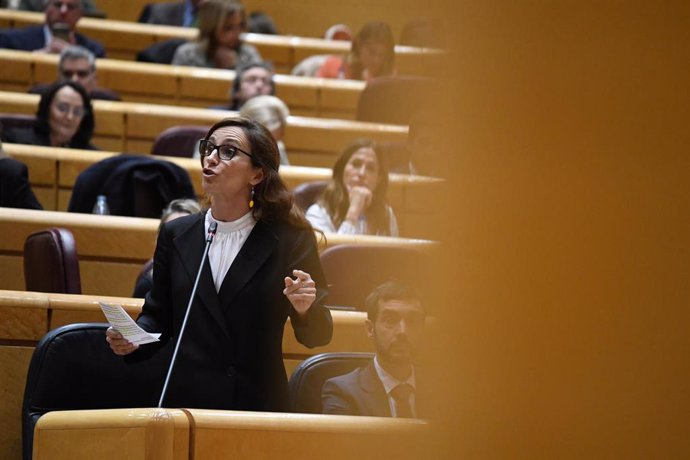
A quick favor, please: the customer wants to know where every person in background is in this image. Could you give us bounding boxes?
[214,62,275,111]
[390,110,438,176]
[322,280,427,417]
[290,24,352,77]
[247,11,278,35]
[106,117,332,412]
[316,21,395,81]
[0,0,105,57]
[2,81,97,150]
[239,95,289,165]
[132,198,202,298]
[29,45,121,101]
[0,138,43,209]
[138,0,208,27]
[172,0,262,70]
[306,138,398,236]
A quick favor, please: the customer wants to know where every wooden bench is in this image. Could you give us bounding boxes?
[0,49,364,119]
[3,143,444,238]
[0,289,377,460]
[0,90,408,167]
[0,208,438,297]
[31,408,428,460]
[0,9,444,75]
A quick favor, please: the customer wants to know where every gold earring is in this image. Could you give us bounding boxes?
[249,185,254,208]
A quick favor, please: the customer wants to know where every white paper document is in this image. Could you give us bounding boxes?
[99,302,161,345]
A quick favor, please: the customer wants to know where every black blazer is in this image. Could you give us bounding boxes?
[135,213,333,412]
[0,157,43,209]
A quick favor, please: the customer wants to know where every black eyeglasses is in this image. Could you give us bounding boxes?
[50,1,79,10]
[198,139,253,161]
[61,69,92,78]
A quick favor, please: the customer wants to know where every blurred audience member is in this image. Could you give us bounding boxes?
[291,23,353,77]
[322,280,427,417]
[391,110,438,176]
[29,45,121,101]
[306,139,398,236]
[248,11,278,35]
[214,62,275,111]
[172,0,262,70]
[132,198,202,298]
[0,139,43,209]
[2,81,97,150]
[324,23,353,41]
[138,0,208,27]
[317,21,395,81]
[240,95,289,165]
[0,0,105,57]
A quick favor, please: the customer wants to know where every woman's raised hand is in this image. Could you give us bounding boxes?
[345,185,372,223]
[283,269,317,316]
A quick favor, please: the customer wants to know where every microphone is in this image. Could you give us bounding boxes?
[157,220,218,407]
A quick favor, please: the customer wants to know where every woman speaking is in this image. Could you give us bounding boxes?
[107,117,332,412]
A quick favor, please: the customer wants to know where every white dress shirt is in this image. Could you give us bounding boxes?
[205,210,256,293]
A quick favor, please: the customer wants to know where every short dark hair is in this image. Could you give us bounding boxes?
[35,80,94,149]
[365,280,423,321]
[230,61,275,109]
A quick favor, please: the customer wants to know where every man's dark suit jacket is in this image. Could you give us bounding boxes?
[140,1,186,26]
[134,213,333,412]
[0,25,105,57]
[322,361,393,416]
[0,157,43,209]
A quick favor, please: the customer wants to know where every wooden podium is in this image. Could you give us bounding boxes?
[33,408,429,460]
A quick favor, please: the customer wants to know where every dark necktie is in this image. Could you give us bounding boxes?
[390,383,414,418]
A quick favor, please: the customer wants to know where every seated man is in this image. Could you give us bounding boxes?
[138,0,207,27]
[0,0,105,57]
[213,62,275,111]
[322,280,427,417]
[29,45,120,100]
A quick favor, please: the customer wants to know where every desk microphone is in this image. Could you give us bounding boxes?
[157,221,218,408]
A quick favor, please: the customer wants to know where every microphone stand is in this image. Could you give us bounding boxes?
[158,221,218,408]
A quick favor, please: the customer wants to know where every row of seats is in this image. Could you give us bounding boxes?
[3,143,442,237]
[23,226,431,310]
[22,323,386,459]
[0,90,407,166]
[0,9,444,74]
[0,49,364,119]
[0,207,437,297]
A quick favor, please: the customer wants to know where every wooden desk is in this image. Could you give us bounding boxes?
[0,91,407,167]
[0,9,444,75]
[31,408,428,460]
[0,49,364,119]
[0,289,376,460]
[0,208,438,296]
[3,143,444,238]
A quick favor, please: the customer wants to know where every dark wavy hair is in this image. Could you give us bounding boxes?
[317,138,392,235]
[35,80,94,149]
[202,117,312,230]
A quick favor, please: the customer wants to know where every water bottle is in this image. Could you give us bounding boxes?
[92,195,110,215]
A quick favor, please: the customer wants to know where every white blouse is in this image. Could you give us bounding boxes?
[305,203,399,237]
[204,210,257,292]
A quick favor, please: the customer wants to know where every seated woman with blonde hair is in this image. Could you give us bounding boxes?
[306,139,398,236]
[172,0,261,70]
[239,95,290,165]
